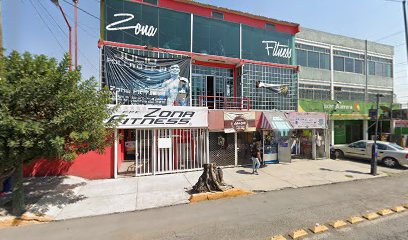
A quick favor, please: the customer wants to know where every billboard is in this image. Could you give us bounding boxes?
[104,46,191,106]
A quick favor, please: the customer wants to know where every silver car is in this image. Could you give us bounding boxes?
[333,140,408,168]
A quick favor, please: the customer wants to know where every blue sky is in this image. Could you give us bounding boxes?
[4,0,408,102]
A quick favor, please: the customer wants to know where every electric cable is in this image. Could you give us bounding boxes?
[28,0,66,52]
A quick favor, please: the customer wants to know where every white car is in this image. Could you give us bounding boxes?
[333,140,408,168]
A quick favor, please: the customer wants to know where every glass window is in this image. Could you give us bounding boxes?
[212,11,224,19]
[242,25,293,64]
[377,144,388,151]
[158,8,191,51]
[265,23,276,31]
[308,51,319,68]
[368,61,375,75]
[334,56,344,71]
[143,0,157,5]
[384,64,392,77]
[345,57,354,73]
[354,141,367,149]
[193,15,240,58]
[297,49,307,66]
[320,53,330,69]
[354,59,364,74]
[375,62,383,76]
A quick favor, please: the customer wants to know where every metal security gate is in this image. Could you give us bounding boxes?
[134,128,208,176]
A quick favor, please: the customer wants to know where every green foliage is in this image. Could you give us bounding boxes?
[0,51,116,169]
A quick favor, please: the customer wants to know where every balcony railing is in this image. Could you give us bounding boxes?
[197,96,250,110]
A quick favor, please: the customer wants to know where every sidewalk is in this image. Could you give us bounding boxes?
[0,159,406,222]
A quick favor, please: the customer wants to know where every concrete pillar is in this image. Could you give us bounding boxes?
[363,120,369,140]
[312,129,317,160]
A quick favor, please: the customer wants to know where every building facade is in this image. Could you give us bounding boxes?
[296,27,394,144]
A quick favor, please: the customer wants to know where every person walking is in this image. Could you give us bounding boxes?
[251,144,261,174]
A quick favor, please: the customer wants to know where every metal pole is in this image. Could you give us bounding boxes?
[403,0,408,62]
[74,0,79,69]
[371,94,381,175]
[57,5,72,71]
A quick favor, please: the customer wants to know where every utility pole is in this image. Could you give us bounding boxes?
[74,0,79,69]
[403,1,408,61]
[0,0,3,52]
[371,93,383,176]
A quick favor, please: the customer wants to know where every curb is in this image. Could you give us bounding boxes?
[0,212,54,229]
[189,188,253,203]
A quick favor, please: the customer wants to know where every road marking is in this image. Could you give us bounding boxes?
[391,206,405,212]
[310,224,329,234]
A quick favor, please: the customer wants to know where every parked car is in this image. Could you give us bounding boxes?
[333,140,408,168]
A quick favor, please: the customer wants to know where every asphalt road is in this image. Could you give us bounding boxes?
[1,171,408,240]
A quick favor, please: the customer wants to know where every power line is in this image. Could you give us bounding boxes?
[28,0,65,52]
[375,30,404,42]
[38,0,67,37]
[61,0,99,20]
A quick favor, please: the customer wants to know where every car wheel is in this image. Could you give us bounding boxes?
[382,157,399,168]
[334,150,344,159]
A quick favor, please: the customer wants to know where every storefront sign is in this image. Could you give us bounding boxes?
[299,99,397,120]
[262,41,292,59]
[287,112,326,129]
[106,13,157,37]
[104,46,191,106]
[224,112,256,133]
[106,105,208,129]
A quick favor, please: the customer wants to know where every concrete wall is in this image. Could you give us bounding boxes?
[299,67,331,83]
[297,27,393,56]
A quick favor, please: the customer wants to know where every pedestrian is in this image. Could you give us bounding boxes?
[251,144,261,174]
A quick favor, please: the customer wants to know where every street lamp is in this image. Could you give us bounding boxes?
[371,93,384,175]
[50,0,74,71]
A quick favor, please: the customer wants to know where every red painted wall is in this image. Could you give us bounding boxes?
[24,146,114,179]
[117,130,125,170]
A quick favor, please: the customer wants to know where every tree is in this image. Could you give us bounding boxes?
[0,51,116,215]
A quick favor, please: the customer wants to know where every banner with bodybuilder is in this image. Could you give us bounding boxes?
[103,45,191,106]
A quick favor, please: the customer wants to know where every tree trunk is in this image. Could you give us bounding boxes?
[192,163,231,193]
[12,160,25,216]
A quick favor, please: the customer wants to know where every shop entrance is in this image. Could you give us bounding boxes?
[120,129,208,176]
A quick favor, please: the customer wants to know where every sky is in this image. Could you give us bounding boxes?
[3,0,408,103]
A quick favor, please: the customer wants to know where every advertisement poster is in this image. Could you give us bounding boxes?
[104,46,191,106]
[287,112,326,129]
[223,112,256,133]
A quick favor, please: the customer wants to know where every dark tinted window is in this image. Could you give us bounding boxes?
[297,49,307,66]
[345,58,354,72]
[320,53,330,69]
[354,59,364,74]
[193,15,240,58]
[159,8,191,51]
[354,141,367,149]
[242,25,293,64]
[212,11,224,19]
[377,144,388,150]
[308,51,319,68]
[334,56,344,71]
[143,0,157,5]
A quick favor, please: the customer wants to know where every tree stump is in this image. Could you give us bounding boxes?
[192,163,231,193]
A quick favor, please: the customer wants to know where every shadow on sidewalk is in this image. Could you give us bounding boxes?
[319,167,369,175]
[0,176,86,216]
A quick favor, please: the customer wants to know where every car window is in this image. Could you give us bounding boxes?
[354,141,366,149]
[376,144,387,150]
[388,143,404,151]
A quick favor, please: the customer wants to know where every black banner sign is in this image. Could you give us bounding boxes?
[103,46,191,106]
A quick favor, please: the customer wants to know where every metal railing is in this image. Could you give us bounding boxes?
[197,96,250,110]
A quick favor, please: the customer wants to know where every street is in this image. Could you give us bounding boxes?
[1,170,408,240]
